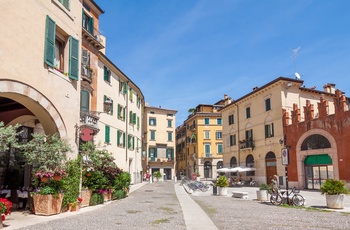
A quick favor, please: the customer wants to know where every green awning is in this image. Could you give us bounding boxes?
[304,154,332,165]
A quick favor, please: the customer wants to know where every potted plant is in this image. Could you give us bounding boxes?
[0,198,12,227]
[22,133,71,215]
[153,171,162,182]
[196,172,201,181]
[256,183,270,201]
[320,178,349,209]
[215,176,229,196]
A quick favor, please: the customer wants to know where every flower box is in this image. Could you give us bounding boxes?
[32,193,64,216]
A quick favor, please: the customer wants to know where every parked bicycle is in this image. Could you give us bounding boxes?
[270,186,305,206]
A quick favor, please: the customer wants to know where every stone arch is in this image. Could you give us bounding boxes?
[0,79,67,138]
[295,129,338,188]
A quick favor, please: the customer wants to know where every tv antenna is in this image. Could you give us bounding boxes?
[292,47,301,79]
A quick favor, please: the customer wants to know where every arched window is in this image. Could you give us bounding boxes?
[265,151,276,159]
[230,157,237,167]
[217,161,223,169]
[246,154,255,176]
[301,134,331,150]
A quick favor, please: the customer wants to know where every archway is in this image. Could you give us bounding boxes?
[265,151,277,184]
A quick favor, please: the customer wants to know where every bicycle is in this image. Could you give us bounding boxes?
[270,186,305,206]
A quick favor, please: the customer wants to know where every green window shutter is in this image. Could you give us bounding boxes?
[154,148,158,158]
[132,136,135,149]
[137,116,140,129]
[123,82,127,94]
[110,100,114,115]
[117,130,120,146]
[88,16,94,35]
[69,36,79,80]
[117,104,121,118]
[60,0,70,10]
[44,16,56,67]
[105,125,110,143]
[133,113,136,124]
[128,135,131,148]
[80,90,90,111]
[123,133,126,147]
[129,111,133,123]
[218,144,223,153]
[104,66,108,81]
[123,107,126,121]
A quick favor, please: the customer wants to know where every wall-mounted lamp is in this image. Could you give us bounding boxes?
[279,138,285,146]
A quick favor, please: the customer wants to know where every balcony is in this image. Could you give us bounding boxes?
[239,139,254,150]
[82,27,104,50]
[81,64,93,83]
[80,111,100,133]
[204,154,214,158]
[189,124,196,130]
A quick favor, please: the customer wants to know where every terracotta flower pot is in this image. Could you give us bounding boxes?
[41,176,50,183]
[53,175,62,181]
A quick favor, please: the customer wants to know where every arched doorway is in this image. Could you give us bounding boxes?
[265,151,277,184]
[204,161,212,178]
[246,154,255,177]
[302,134,333,189]
[230,157,238,177]
[217,161,223,169]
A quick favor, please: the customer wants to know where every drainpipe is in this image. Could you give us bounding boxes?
[237,103,240,166]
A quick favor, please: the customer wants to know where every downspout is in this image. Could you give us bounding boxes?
[237,103,240,166]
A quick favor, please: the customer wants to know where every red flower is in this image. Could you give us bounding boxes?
[78,197,83,203]
[0,198,12,215]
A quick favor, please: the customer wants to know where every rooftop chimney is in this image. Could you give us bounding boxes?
[323,83,336,94]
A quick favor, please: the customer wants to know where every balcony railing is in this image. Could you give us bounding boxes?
[80,111,100,131]
[81,64,93,82]
[239,139,254,149]
[204,154,214,158]
[82,27,104,50]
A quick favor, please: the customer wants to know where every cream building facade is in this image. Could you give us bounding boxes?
[94,52,144,184]
[143,105,177,181]
[221,77,337,186]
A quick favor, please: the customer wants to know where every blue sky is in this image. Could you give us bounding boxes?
[95,0,350,126]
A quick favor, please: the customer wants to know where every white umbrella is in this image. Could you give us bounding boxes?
[230,166,256,172]
[217,167,232,173]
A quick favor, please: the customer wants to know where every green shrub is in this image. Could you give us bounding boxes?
[112,189,126,200]
[320,179,349,195]
[90,193,104,206]
[215,176,229,187]
[114,171,131,191]
[61,158,81,207]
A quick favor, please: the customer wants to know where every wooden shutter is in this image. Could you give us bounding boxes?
[88,16,94,35]
[117,130,120,146]
[80,90,90,111]
[105,125,110,143]
[44,16,56,67]
[123,133,126,147]
[104,66,108,81]
[69,36,79,80]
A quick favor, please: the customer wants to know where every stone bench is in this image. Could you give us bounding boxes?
[232,191,249,199]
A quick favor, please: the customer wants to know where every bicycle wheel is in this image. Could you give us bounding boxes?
[270,192,282,205]
[292,194,304,206]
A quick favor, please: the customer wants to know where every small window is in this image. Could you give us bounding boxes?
[246,107,251,119]
[230,134,236,146]
[265,123,274,138]
[265,98,271,111]
[217,144,223,154]
[228,114,234,125]
[216,131,222,140]
[167,120,172,128]
[217,118,222,125]
[204,131,210,139]
[149,118,156,126]
[105,125,110,143]
[104,66,111,83]
[82,12,94,35]
[58,0,70,10]
[204,144,211,154]
[204,118,210,125]
[150,131,155,140]
[168,131,173,142]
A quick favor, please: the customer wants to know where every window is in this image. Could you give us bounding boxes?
[44,15,79,80]
[58,0,70,10]
[265,123,274,138]
[117,130,125,147]
[128,134,134,149]
[137,116,140,129]
[149,118,156,126]
[216,131,222,140]
[246,107,251,119]
[82,11,94,35]
[230,134,236,146]
[204,144,211,155]
[167,120,172,128]
[80,90,90,112]
[166,148,174,160]
[265,98,271,111]
[117,104,125,120]
[150,131,155,140]
[129,88,133,101]
[168,132,173,142]
[217,118,222,125]
[103,66,111,83]
[217,144,223,154]
[103,95,113,114]
[246,154,255,176]
[204,118,210,125]
[228,114,234,125]
[105,125,110,143]
[204,131,210,139]
[81,49,92,78]
[149,147,157,161]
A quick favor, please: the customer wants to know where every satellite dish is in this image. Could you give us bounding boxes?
[295,72,301,79]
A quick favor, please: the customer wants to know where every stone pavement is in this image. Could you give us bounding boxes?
[2,182,350,229]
